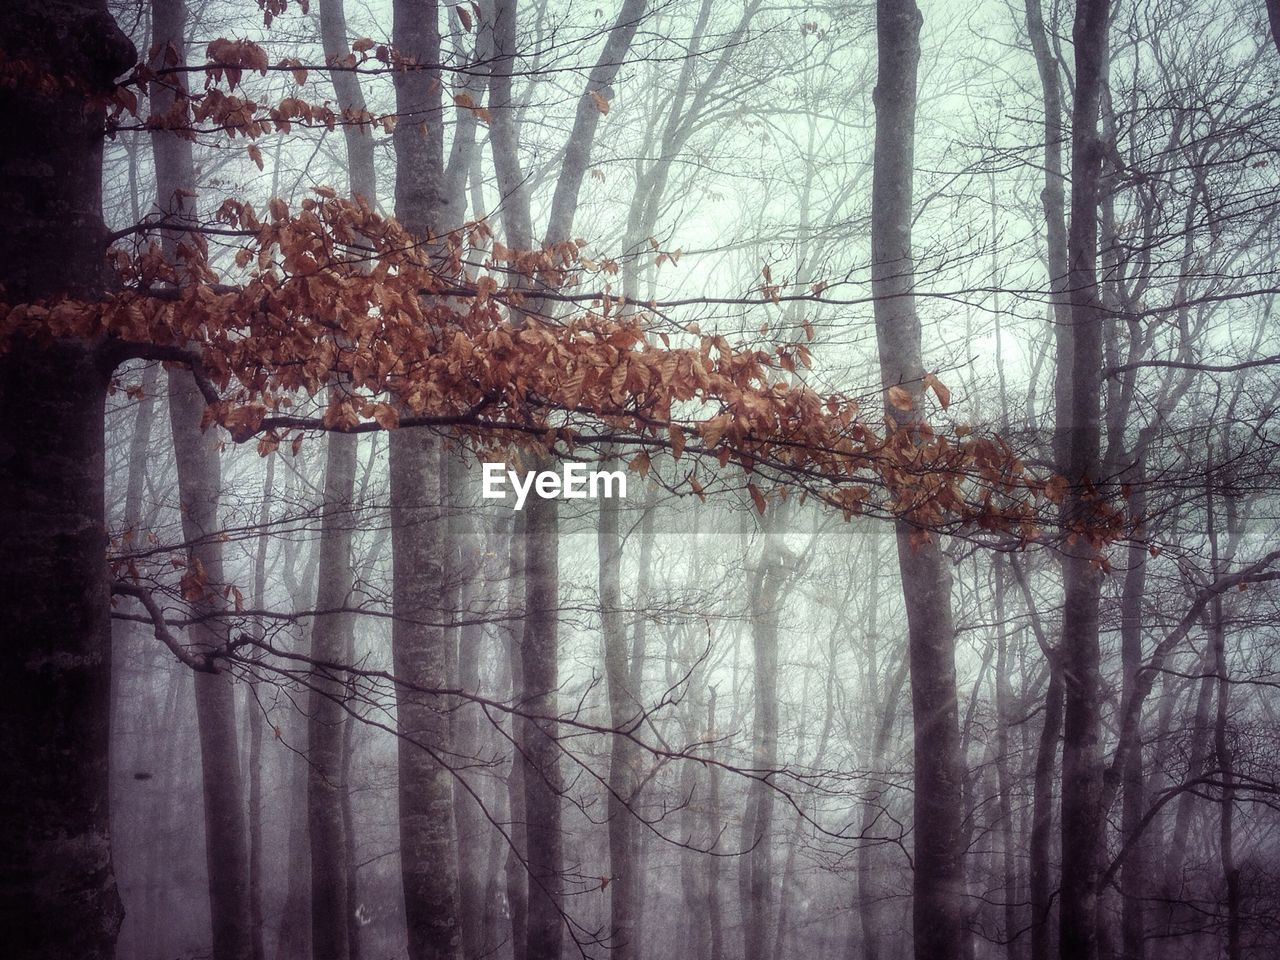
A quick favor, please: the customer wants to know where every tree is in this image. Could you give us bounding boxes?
[1056,4,1111,959]
[150,3,255,956]
[0,3,134,956]
[387,4,466,960]
[869,2,966,958]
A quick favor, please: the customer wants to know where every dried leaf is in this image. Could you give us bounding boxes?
[887,384,913,411]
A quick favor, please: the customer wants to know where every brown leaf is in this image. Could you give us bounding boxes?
[669,424,685,460]
[887,384,913,411]
[923,372,951,410]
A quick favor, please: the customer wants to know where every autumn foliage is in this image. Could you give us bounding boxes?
[0,23,1106,547]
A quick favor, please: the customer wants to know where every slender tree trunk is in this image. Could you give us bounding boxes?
[855,534,887,960]
[449,453,489,960]
[488,6,650,958]
[1118,486,1148,960]
[504,515,530,960]
[1029,665,1063,960]
[311,6,375,955]
[278,745,315,958]
[150,2,255,955]
[743,541,786,960]
[869,3,965,959]
[1056,5,1110,960]
[248,454,275,960]
[992,558,1022,960]
[707,689,726,960]
[340,693,363,960]
[277,518,317,960]
[169,371,256,960]
[1207,492,1241,960]
[1021,0,1073,471]
[123,364,161,543]
[317,0,376,204]
[598,485,641,960]
[1164,645,1215,897]
[389,423,464,960]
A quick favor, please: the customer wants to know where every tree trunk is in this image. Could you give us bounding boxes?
[317,0,376,205]
[598,484,641,960]
[448,453,489,960]
[307,431,359,960]
[519,493,565,960]
[707,689,726,960]
[1020,0,1073,471]
[992,558,1022,960]
[340,692,363,960]
[504,515,530,960]
[310,5,376,954]
[248,453,275,960]
[150,2,255,955]
[389,3,466,959]
[1056,4,1111,960]
[743,540,786,960]
[0,3,132,956]
[869,3,966,959]
[389,423,465,960]
[1207,491,1240,960]
[1118,486,1149,960]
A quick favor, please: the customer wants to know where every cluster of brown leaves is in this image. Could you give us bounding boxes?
[108,36,402,143]
[0,185,1084,542]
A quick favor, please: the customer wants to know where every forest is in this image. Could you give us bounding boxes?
[2,1,1280,959]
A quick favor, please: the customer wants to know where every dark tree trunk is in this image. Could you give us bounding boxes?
[1118,486,1149,960]
[307,431,359,960]
[0,340,119,959]
[0,3,133,955]
[519,493,565,960]
[869,3,966,959]
[1029,665,1063,960]
[1056,4,1111,960]
[1206,490,1241,960]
